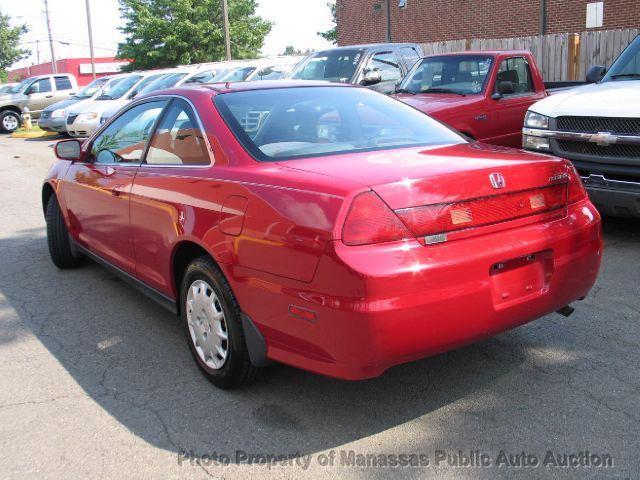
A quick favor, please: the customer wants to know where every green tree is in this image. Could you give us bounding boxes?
[116,0,272,71]
[0,8,29,79]
[317,1,337,44]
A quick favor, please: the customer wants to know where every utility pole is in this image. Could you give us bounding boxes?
[36,40,41,64]
[85,0,96,79]
[43,0,57,73]
[221,0,231,61]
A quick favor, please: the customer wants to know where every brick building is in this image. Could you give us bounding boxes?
[337,0,640,46]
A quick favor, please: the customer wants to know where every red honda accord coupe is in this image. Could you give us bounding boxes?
[43,81,602,389]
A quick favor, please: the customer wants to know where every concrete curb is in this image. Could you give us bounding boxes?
[11,130,58,139]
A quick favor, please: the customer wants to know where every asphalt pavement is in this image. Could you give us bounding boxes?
[0,134,638,479]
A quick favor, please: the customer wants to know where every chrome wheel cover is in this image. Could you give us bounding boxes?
[186,280,229,369]
[3,114,18,131]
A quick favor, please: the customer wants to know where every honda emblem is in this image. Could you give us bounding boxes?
[489,173,506,189]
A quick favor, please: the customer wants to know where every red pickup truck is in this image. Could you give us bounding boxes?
[393,51,549,148]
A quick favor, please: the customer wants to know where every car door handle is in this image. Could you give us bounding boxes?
[111,184,126,197]
[45,95,53,98]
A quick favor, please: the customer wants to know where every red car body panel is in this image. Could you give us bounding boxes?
[44,82,602,381]
[393,51,548,148]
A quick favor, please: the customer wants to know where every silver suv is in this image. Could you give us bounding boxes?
[0,74,78,132]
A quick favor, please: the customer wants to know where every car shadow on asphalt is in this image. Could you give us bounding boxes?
[0,217,637,465]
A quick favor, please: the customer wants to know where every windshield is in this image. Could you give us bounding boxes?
[214,86,465,161]
[12,78,33,94]
[603,35,640,81]
[74,77,110,99]
[289,49,364,83]
[399,55,494,95]
[98,75,142,100]
[137,73,188,95]
[214,67,256,82]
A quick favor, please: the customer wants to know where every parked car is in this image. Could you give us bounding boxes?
[0,82,18,96]
[99,66,221,124]
[39,75,115,134]
[66,70,169,137]
[289,43,423,94]
[213,57,303,82]
[44,81,602,389]
[392,51,549,148]
[523,34,640,217]
[0,73,78,132]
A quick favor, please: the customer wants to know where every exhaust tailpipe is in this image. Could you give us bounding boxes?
[556,305,575,317]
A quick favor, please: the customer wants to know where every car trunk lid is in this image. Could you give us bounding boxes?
[279,143,571,242]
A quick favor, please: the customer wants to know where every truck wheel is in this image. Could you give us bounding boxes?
[46,196,83,269]
[0,111,20,133]
[180,256,262,389]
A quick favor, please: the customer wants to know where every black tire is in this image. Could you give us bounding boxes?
[46,195,83,269]
[0,111,21,133]
[180,256,261,389]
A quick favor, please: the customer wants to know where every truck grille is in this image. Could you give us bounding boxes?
[556,140,640,160]
[556,116,640,135]
[66,114,78,125]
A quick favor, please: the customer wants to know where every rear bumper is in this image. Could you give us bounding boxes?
[582,175,640,218]
[236,200,602,380]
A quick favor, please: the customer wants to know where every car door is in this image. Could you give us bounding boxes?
[62,99,169,274]
[490,56,546,147]
[25,77,55,117]
[53,75,76,102]
[129,98,215,295]
[359,50,404,94]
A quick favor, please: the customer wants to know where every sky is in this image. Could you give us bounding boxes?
[0,0,335,69]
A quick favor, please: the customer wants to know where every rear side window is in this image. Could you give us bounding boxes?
[184,71,216,84]
[496,57,534,94]
[399,47,421,69]
[54,76,72,90]
[363,51,402,82]
[146,99,210,166]
[90,100,168,164]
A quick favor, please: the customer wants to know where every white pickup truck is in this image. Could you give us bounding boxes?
[523,35,640,217]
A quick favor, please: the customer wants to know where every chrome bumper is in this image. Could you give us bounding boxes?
[523,127,640,146]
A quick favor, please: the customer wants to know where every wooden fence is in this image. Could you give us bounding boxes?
[420,29,638,82]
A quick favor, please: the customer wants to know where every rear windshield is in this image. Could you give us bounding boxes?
[400,55,494,95]
[214,67,256,82]
[137,73,188,95]
[98,75,142,100]
[214,86,465,161]
[75,77,110,99]
[289,49,364,83]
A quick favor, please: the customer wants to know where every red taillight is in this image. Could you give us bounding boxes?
[565,161,587,204]
[396,184,568,238]
[342,191,411,246]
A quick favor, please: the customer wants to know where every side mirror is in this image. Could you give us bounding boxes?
[492,80,515,99]
[54,139,82,161]
[586,65,606,83]
[25,86,36,95]
[361,69,382,86]
[127,90,138,100]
